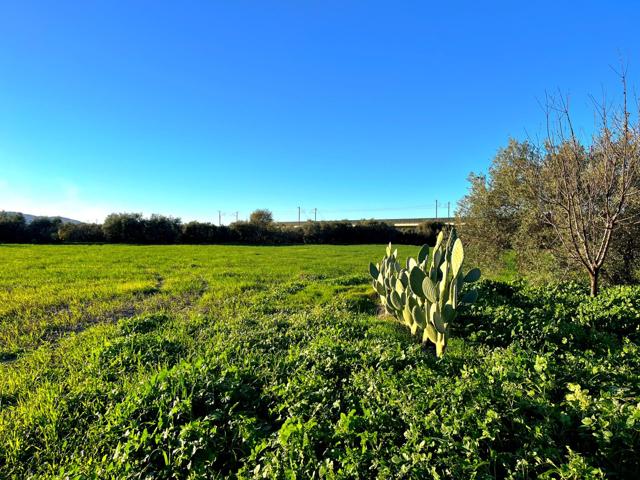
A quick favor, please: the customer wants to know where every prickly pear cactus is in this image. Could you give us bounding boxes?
[368,243,406,318]
[368,229,480,358]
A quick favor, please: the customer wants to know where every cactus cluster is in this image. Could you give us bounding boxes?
[369,228,480,357]
[369,243,404,316]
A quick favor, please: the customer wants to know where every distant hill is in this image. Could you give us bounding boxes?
[2,211,82,224]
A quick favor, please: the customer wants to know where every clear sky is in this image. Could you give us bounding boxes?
[1,1,639,223]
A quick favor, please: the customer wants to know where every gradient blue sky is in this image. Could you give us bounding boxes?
[1,1,639,223]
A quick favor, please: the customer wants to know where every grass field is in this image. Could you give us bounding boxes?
[0,244,382,360]
[1,244,639,478]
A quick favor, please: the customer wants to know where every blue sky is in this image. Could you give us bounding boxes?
[1,1,639,223]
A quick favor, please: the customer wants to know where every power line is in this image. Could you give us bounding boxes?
[214,202,455,225]
[319,204,436,214]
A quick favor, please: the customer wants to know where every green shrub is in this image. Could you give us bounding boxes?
[577,286,640,337]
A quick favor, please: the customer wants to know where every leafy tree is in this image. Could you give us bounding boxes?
[0,212,26,243]
[143,214,181,244]
[58,223,105,243]
[27,217,62,243]
[103,213,145,243]
[229,221,270,244]
[457,139,554,277]
[249,209,274,226]
[182,222,224,244]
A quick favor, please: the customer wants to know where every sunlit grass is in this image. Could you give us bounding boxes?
[1,243,638,478]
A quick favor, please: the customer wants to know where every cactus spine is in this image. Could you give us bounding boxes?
[368,229,480,358]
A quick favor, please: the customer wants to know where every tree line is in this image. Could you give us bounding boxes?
[0,210,445,246]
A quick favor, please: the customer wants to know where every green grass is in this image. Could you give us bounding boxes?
[495,249,519,282]
[1,244,639,478]
[0,244,384,359]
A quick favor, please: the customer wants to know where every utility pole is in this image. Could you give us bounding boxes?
[218,210,221,226]
[314,208,317,222]
[298,206,301,225]
[447,202,450,218]
[435,200,438,219]
[235,211,238,222]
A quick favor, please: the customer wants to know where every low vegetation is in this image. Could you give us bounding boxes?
[1,244,639,478]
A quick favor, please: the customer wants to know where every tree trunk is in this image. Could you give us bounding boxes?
[589,269,600,297]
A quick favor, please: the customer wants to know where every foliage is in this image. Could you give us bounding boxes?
[415,220,445,244]
[0,212,27,242]
[249,209,274,226]
[300,220,442,246]
[103,213,146,243]
[601,200,640,284]
[457,139,558,279]
[576,285,640,338]
[26,216,63,243]
[181,221,229,244]
[103,213,182,244]
[144,214,182,244]
[229,221,277,244]
[1,244,639,478]
[57,222,105,243]
[1,212,445,246]
[458,75,640,295]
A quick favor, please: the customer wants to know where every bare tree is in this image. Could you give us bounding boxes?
[532,71,640,295]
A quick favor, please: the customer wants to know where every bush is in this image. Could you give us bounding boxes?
[103,213,145,243]
[182,221,222,243]
[26,217,62,243]
[143,214,181,244]
[229,221,270,244]
[57,223,105,243]
[414,220,445,245]
[300,220,436,245]
[577,286,640,338]
[0,212,26,243]
[302,221,352,244]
